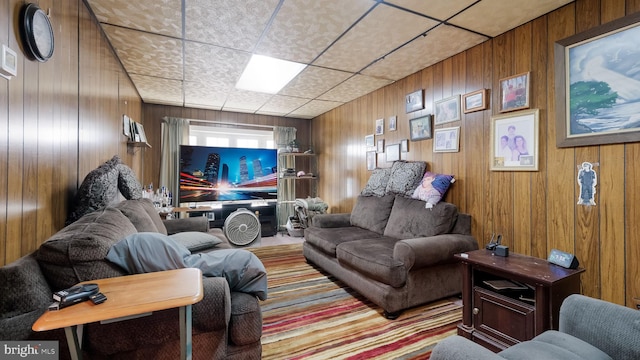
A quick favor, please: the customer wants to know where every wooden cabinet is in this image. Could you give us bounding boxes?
[455,250,584,352]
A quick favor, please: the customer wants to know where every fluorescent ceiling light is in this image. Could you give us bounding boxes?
[236,54,306,94]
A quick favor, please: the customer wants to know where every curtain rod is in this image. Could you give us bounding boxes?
[163,116,275,130]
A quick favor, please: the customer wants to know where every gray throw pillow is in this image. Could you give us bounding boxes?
[117,163,142,200]
[67,156,122,224]
[385,161,427,197]
[169,232,223,252]
[361,167,392,197]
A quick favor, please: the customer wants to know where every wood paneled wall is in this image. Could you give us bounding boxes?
[0,0,142,266]
[312,0,640,308]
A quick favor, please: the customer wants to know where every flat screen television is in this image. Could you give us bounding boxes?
[179,145,278,203]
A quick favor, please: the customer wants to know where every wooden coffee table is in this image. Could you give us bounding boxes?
[33,268,204,360]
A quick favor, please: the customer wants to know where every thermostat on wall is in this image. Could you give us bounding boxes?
[0,44,18,79]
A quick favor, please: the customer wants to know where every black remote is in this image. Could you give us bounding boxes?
[53,283,100,306]
[90,292,107,305]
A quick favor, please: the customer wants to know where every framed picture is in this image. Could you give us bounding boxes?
[389,115,397,131]
[377,139,385,153]
[434,95,461,125]
[364,134,374,147]
[366,151,376,171]
[123,115,131,138]
[375,118,384,135]
[433,127,460,153]
[499,72,530,113]
[555,12,640,147]
[463,89,489,113]
[135,122,147,143]
[405,89,424,113]
[490,109,539,171]
[400,139,408,153]
[386,143,400,162]
[0,44,18,79]
[409,115,432,141]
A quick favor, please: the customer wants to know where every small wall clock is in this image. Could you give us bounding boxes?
[19,3,55,62]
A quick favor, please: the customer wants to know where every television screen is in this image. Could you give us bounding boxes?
[179,145,278,203]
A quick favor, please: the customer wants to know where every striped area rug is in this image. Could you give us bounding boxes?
[250,243,462,360]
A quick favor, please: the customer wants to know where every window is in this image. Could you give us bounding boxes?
[237,139,259,148]
[188,124,274,149]
[206,137,229,147]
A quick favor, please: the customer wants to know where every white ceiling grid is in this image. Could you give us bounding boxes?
[86,0,574,119]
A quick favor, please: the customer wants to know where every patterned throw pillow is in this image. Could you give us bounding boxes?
[117,163,142,200]
[412,171,455,208]
[361,167,392,197]
[385,161,427,197]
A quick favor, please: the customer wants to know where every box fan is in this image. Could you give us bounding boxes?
[223,208,261,247]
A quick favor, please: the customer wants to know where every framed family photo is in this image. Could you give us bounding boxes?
[364,134,374,147]
[434,95,461,125]
[386,143,401,162]
[389,115,397,131]
[555,12,640,147]
[463,89,489,113]
[409,115,432,141]
[499,72,530,113]
[405,89,424,113]
[433,127,460,153]
[375,118,384,135]
[490,109,539,171]
[366,151,376,171]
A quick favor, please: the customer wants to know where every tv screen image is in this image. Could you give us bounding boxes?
[179,145,278,203]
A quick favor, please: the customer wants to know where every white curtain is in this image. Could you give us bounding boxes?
[160,117,190,206]
[274,126,297,231]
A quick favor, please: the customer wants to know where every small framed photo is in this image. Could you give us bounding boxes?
[409,115,432,141]
[377,139,385,153]
[386,143,400,162]
[375,118,384,135]
[405,89,424,113]
[365,134,374,147]
[434,95,461,125]
[433,126,460,153]
[0,44,18,79]
[123,115,131,138]
[490,109,539,171]
[366,151,376,171]
[400,139,408,153]
[135,122,147,143]
[389,115,397,131]
[499,72,530,113]
[463,89,489,113]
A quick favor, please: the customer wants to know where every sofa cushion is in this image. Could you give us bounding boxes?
[67,156,121,224]
[499,333,612,360]
[37,208,136,290]
[337,237,406,288]
[170,232,223,252]
[384,196,458,239]
[385,161,427,197]
[349,193,396,234]
[361,167,392,197]
[114,198,168,235]
[304,226,382,257]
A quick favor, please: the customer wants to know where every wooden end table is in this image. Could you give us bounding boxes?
[33,268,204,360]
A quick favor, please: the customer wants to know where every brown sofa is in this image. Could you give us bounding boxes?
[0,198,262,360]
[303,194,478,318]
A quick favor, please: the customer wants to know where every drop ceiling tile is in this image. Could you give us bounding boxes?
[313,4,439,72]
[184,42,251,87]
[449,0,574,37]
[256,0,373,63]
[289,99,344,119]
[184,81,229,110]
[87,0,182,37]
[129,75,183,105]
[385,0,477,20]
[362,25,488,80]
[185,0,280,51]
[318,74,393,103]
[279,66,352,99]
[222,89,274,112]
[103,25,183,79]
[258,95,310,116]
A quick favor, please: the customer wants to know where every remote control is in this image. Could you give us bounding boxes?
[53,283,100,307]
[90,292,107,305]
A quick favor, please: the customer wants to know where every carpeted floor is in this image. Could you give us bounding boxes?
[250,243,462,360]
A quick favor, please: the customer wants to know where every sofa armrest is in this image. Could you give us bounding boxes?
[431,335,503,360]
[163,216,209,235]
[559,294,640,359]
[311,213,351,228]
[192,276,232,331]
[393,234,478,270]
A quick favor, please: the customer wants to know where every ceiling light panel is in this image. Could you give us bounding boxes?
[384,0,477,21]
[236,55,306,94]
[279,66,352,99]
[449,0,574,37]
[318,74,392,103]
[129,75,183,105]
[103,25,183,79]
[313,4,439,73]
[362,25,488,80]
[185,0,280,51]
[184,42,251,86]
[256,0,373,63]
[87,0,182,38]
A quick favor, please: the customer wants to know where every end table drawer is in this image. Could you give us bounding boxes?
[473,286,535,346]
